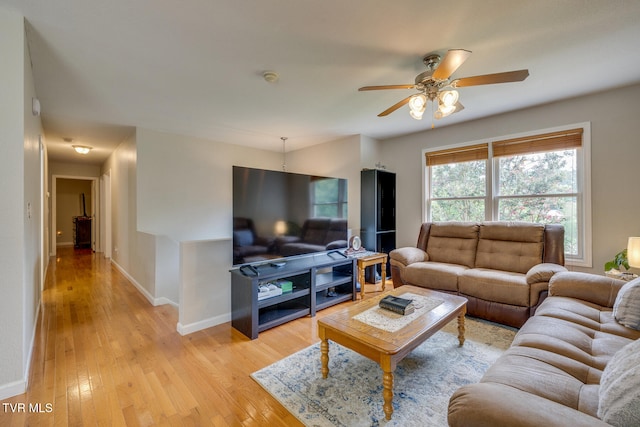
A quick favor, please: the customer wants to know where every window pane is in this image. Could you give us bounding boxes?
[313,179,338,203]
[315,205,338,217]
[431,199,485,222]
[432,161,486,198]
[498,196,578,255]
[498,150,577,196]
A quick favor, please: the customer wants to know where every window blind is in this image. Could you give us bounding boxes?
[425,143,489,166]
[492,128,583,157]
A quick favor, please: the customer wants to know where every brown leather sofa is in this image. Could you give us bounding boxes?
[390,221,566,327]
[448,272,640,426]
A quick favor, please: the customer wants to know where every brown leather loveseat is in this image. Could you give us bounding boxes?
[390,221,566,327]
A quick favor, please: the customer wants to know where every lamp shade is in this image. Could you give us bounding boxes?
[628,237,640,268]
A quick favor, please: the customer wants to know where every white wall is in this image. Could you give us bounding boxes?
[136,128,283,241]
[287,134,366,236]
[0,7,44,399]
[381,83,640,275]
[22,21,45,389]
[0,8,26,396]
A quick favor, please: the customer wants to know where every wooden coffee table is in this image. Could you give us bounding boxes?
[317,285,467,420]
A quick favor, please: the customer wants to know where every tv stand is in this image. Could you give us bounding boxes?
[230,251,356,339]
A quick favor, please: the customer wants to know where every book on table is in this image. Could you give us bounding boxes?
[379,295,415,315]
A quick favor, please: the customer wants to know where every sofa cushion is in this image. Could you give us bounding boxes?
[301,218,330,245]
[459,269,529,307]
[536,296,640,341]
[324,219,347,245]
[598,338,640,426]
[425,222,479,268]
[404,261,466,292]
[475,222,545,274]
[613,277,640,330]
[233,229,254,247]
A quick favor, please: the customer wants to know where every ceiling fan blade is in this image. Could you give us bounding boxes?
[359,84,415,91]
[452,69,529,87]
[378,95,413,117]
[432,49,472,81]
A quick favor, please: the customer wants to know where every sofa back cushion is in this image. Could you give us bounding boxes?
[475,222,545,274]
[426,222,479,268]
[301,218,330,245]
[324,219,347,245]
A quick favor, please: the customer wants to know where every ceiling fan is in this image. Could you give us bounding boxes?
[359,49,529,122]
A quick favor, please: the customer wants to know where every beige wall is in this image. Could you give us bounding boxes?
[381,83,640,275]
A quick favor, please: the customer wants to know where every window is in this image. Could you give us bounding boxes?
[311,178,348,218]
[427,144,488,222]
[425,124,591,266]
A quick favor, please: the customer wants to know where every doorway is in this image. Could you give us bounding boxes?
[51,175,99,257]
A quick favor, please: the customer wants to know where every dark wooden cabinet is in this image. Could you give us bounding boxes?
[230,252,356,339]
[73,216,92,249]
[360,169,396,279]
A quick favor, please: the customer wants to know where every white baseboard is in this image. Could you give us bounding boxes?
[0,379,26,401]
[110,259,177,308]
[176,313,231,336]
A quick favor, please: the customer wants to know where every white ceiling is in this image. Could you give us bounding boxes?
[4,0,640,165]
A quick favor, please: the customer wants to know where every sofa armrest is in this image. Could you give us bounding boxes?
[389,247,428,266]
[548,271,626,308]
[526,263,568,285]
[448,383,609,427]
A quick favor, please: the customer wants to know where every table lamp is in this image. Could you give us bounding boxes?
[628,237,640,268]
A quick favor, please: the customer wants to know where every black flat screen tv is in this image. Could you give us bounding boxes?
[232,166,348,265]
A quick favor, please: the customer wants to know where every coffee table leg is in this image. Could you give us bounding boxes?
[380,356,394,420]
[320,338,329,379]
[457,311,466,346]
[382,368,394,420]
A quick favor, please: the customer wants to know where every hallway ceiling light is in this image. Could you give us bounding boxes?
[72,145,92,155]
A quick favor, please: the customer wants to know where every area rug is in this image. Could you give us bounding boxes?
[251,318,516,426]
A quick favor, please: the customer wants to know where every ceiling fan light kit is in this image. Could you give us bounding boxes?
[359,49,529,124]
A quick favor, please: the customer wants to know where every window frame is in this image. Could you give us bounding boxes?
[423,122,592,267]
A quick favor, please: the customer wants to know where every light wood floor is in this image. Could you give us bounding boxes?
[1,247,392,426]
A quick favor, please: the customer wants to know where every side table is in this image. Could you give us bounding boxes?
[357,252,388,299]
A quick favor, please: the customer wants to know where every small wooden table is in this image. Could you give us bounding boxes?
[356,252,388,299]
[317,285,467,420]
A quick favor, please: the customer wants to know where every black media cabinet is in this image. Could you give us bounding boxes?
[230,251,356,339]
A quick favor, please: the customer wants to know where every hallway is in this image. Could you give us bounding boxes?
[1,247,307,426]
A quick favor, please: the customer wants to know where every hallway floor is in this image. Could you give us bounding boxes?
[1,247,318,426]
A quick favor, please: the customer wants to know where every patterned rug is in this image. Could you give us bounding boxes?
[251,317,516,426]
